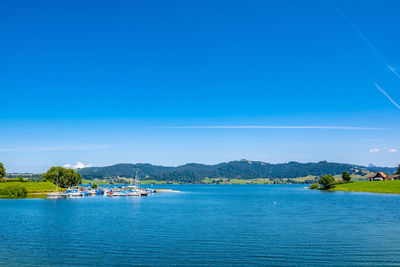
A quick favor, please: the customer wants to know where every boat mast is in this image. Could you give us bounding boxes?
[135,170,139,188]
[56,171,59,192]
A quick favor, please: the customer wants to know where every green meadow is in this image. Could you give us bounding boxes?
[332,180,400,194]
[0,181,57,198]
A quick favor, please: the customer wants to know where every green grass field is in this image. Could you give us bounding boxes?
[332,180,400,194]
[0,181,56,192]
[0,181,57,198]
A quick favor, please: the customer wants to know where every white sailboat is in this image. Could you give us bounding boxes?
[127,171,141,196]
[46,173,66,199]
[136,172,149,196]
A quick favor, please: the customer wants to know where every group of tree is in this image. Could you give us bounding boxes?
[316,171,352,190]
[42,166,82,188]
[0,163,6,179]
[318,175,337,189]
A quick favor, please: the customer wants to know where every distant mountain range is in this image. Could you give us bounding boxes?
[77,160,397,183]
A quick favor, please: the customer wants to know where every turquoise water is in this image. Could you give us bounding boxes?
[1,184,400,266]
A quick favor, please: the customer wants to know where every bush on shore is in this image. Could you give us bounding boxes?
[309,183,319,189]
[318,175,336,189]
[0,185,28,198]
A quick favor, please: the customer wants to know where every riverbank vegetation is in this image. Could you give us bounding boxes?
[0,184,27,198]
[0,182,56,198]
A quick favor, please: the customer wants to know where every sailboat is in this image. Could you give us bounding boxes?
[136,172,149,196]
[127,171,141,196]
[46,173,66,199]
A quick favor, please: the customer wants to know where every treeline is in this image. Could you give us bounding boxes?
[78,160,396,183]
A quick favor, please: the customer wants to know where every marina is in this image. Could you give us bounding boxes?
[45,171,156,199]
[46,186,156,199]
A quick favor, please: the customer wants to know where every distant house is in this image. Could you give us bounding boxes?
[388,174,400,180]
[369,172,388,181]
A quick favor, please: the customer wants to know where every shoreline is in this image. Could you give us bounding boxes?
[313,180,400,195]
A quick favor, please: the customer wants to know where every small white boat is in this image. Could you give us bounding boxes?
[87,189,97,196]
[46,192,66,199]
[66,190,84,198]
[112,191,127,197]
[127,190,140,196]
[139,189,149,196]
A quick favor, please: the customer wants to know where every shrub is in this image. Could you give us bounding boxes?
[0,185,28,198]
[309,183,319,189]
[318,175,336,189]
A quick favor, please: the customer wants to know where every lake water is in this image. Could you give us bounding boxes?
[1,185,400,266]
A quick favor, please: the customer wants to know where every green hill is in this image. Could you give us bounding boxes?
[78,160,396,183]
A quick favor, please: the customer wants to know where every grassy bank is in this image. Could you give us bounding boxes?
[0,182,57,198]
[332,180,400,194]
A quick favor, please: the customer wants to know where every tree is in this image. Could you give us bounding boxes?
[342,171,351,182]
[318,175,336,189]
[42,167,82,188]
[0,163,6,179]
[395,164,400,175]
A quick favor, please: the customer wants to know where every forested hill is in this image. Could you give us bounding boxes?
[78,160,397,183]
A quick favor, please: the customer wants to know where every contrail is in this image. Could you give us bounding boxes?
[388,65,400,80]
[329,1,387,64]
[374,83,400,110]
[313,15,351,57]
[322,2,400,110]
[155,126,384,130]
[329,1,400,81]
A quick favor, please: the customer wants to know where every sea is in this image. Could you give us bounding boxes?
[1,184,400,266]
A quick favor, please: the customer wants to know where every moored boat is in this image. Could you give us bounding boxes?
[127,190,140,196]
[66,189,84,198]
[46,192,66,199]
[139,189,149,196]
[112,191,127,197]
[46,172,66,199]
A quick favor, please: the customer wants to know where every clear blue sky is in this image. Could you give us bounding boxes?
[1,0,399,172]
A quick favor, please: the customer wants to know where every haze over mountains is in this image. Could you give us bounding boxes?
[77,160,397,183]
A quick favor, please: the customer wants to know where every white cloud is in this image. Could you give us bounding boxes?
[388,148,398,153]
[63,162,92,170]
[369,148,380,153]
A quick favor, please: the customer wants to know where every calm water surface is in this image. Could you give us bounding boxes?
[1,185,400,266]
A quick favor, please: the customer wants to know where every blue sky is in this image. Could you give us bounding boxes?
[1,0,399,172]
